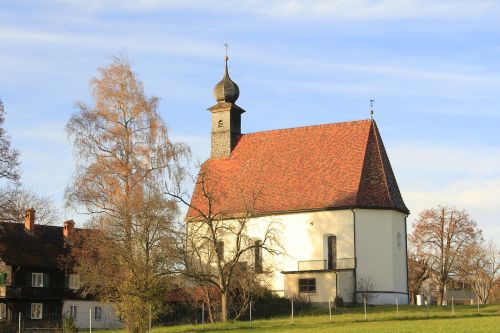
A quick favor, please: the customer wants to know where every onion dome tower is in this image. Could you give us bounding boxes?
[208,55,246,159]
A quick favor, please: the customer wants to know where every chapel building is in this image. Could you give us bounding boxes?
[188,57,410,304]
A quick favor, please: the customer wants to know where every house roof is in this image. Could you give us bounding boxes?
[187,119,408,219]
[0,222,69,268]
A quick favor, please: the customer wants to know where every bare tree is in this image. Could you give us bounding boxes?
[410,205,481,305]
[0,186,59,225]
[407,238,432,304]
[457,240,500,304]
[0,99,20,186]
[357,275,377,304]
[165,169,282,322]
[65,57,189,333]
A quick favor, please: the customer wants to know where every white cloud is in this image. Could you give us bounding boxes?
[0,26,220,58]
[391,141,500,181]
[261,0,496,20]
[44,0,498,21]
[404,177,500,243]
[390,141,500,242]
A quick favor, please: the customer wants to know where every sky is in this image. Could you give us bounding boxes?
[0,0,499,242]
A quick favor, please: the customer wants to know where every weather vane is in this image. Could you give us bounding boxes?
[370,99,375,119]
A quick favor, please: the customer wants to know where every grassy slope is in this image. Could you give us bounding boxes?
[101,304,500,333]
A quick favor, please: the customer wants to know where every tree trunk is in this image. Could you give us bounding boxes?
[204,287,214,323]
[438,285,445,305]
[220,290,228,322]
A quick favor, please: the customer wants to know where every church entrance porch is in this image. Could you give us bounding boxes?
[282,259,355,304]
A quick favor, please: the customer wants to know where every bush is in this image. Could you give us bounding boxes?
[63,315,77,333]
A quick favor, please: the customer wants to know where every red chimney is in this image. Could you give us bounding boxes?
[63,220,75,238]
[24,208,35,231]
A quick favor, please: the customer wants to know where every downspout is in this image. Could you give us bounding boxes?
[404,213,410,304]
[351,208,357,304]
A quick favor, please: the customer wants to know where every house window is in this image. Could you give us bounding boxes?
[0,303,6,320]
[298,278,316,293]
[70,305,77,319]
[32,273,43,287]
[254,240,263,273]
[94,306,102,321]
[31,303,43,320]
[69,274,80,290]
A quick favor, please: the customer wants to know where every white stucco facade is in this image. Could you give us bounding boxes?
[62,300,121,330]
[242,208,408,304]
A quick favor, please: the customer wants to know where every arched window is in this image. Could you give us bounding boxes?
[218,120,224,128]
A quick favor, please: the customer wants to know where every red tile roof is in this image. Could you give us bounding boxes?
[187,119,408,219]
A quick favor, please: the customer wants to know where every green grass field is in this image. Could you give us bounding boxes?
[101,304,500,333]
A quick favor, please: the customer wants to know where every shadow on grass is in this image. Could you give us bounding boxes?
[153,305,500,333]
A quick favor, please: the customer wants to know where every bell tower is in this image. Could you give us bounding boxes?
[208,55,245,158]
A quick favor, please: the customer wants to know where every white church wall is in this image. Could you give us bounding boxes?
[245,210,354,294]
[190,208,407,305]
[354,209,408,304]
[391,212,408,296]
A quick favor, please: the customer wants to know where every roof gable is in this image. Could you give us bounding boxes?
[0,223,68,268]
[188,119,408,219]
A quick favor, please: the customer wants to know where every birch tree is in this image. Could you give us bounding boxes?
[65,57,189,332]
[0,99,20,185]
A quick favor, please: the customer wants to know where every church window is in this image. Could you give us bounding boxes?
[216,241,224,261]
[218,120,224,128]
[298,278,316,293]
[397,232,402,249]
[254,240,263,273]
[327,236,337,270]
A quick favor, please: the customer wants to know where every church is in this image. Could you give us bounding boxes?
[188,56,410,305]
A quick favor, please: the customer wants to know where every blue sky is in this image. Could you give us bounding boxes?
[0,0,499,242]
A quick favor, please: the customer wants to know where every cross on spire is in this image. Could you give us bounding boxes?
[224,42,229,60]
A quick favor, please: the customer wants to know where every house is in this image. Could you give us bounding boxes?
[187,57,410,305]
[0,209,120,329]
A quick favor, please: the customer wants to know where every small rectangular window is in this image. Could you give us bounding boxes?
[298,278,316,293]
[70,305,77,319]
[69,274,80,290]
[0,273,7,285]
[0,303,6,320]
[94,306,102,321]
[32,273,43,288]
[31,303,43,319]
